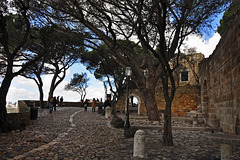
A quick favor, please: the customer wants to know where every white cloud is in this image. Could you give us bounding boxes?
[7,72,105,103]
[13,76,36,87]
[85,85,105,100]
[185,32,221,58]
[7,86,37,102]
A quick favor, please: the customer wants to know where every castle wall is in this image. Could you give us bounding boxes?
[155,85,201,117]
[199,12,240,133]
[116,86,201,117]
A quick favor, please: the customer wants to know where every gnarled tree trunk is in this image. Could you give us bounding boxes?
[142,89,160,121]
[0,75,14,133]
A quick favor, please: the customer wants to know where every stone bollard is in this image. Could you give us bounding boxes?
[133,130,145,158]
[193,115,198,126]
[105,106,111,118]
[221,144,233,160]
[161,113,164,122]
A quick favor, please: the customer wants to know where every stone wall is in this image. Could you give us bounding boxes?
[23,100,103,108]
[116,85,201,117]
[116,89,146,115]
[7,112,30,125]
[171,53,204,86]
[155,85,201,117]
[7,101,30,125]
[199,11,240,133]
[24,100,83,107]
[116,53,204,117]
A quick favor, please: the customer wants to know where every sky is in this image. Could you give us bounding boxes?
[7,63,105,103]
[6,13,223,104]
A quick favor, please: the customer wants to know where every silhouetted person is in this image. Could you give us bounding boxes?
[103,97,111,110]
[53,97,57,111]
[60,96,63,106]
[92,98,96,112]
[48,96,54,114]
[83,99,89,111]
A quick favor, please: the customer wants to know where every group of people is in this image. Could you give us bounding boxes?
[48,95,111,114]
[48,96,64,114]
[83,96,111,112]
[83,98,98,112]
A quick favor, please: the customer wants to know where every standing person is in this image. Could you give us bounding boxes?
[48,96,54,114]
[83,99,89,111]
[92,98,96,112]
[57,96,60,106]
[53,97,57,111]
[60,96,63,106]
[103,96,111,110]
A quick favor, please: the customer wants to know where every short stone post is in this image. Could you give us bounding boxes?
[221,144,233,160]
[105,106,111,118]
[133,130,145,158]
[193,115,198,126]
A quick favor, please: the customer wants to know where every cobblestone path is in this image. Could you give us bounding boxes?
[1,107,240,160]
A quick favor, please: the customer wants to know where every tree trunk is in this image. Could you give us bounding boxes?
[38,84,44,108]
[48,68,66,100]
[48,71,59,99]
[163,100,173,146]
[161,72,175,146]
[0,75,14,133]
[140,89,160,121]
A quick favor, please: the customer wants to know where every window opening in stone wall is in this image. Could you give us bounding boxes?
[180,70,190,83]
[129,95,140,115]
[130,96,139,108]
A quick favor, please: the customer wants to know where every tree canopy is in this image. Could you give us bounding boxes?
[217,0,240,35]
[0,0,46,132]
[64,72,90,101]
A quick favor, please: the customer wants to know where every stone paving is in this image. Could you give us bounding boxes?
[0,107,240,160]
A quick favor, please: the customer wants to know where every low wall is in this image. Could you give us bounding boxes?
[22,100,103,108]
[23,100,83,107]
[7,101,30,125]
[7,112,30,125]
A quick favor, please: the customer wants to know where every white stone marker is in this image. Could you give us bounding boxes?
[133,130,145,158]
[221,144,233,160]
[105,106,111,118]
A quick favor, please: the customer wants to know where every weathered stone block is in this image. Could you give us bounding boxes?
[8,121,26,131]
[111,115,124,128]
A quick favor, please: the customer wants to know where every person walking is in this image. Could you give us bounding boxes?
[92,98,96,112]
[48,96,54,114]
